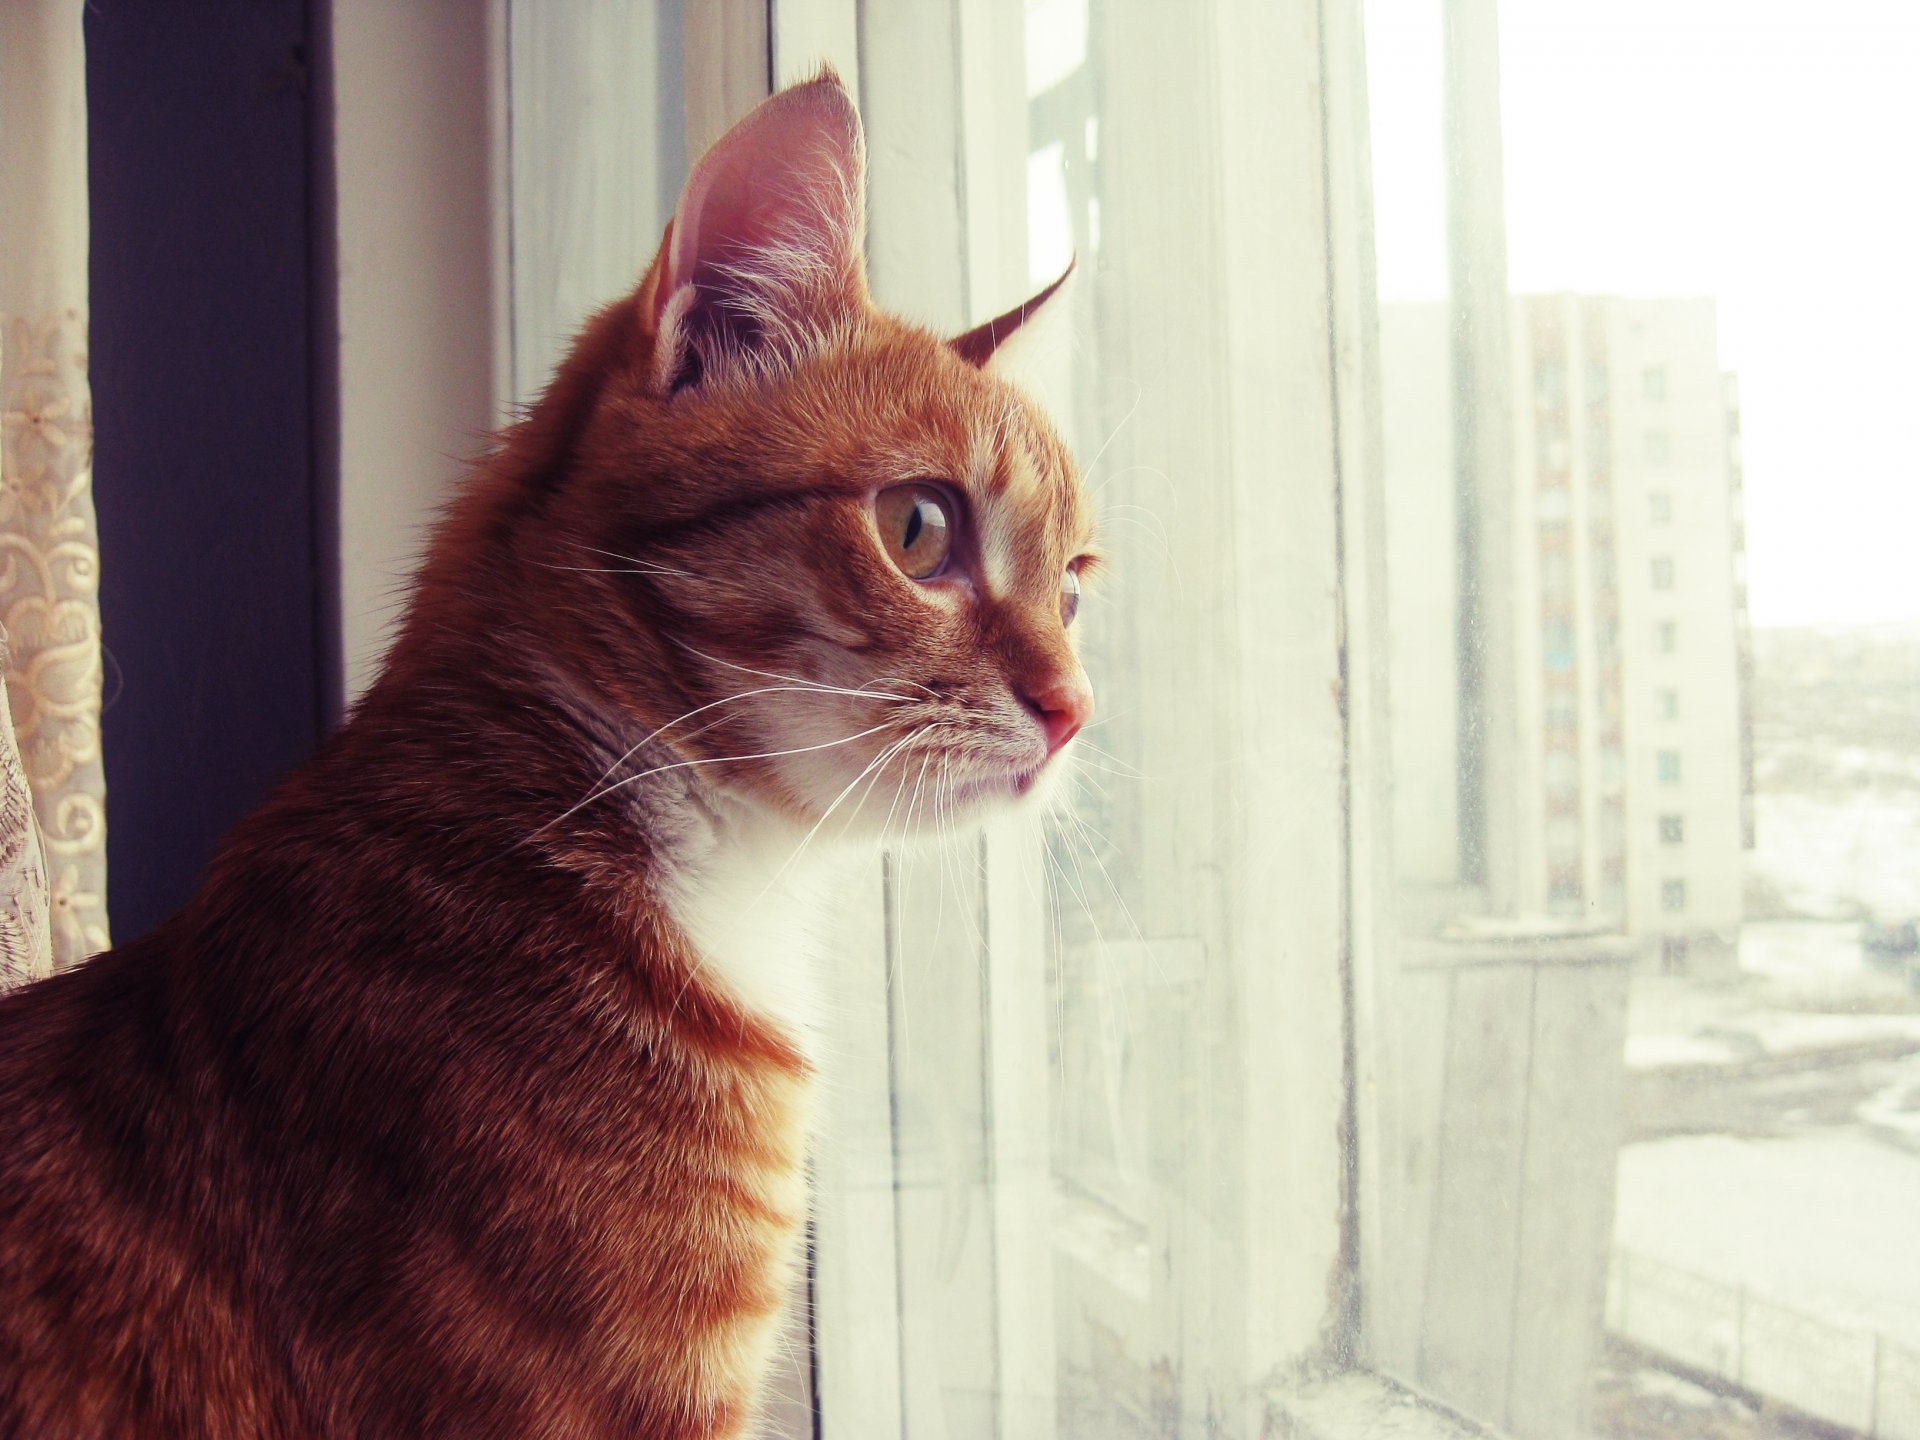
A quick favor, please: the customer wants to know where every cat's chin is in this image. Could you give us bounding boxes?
[942,762,1045,813]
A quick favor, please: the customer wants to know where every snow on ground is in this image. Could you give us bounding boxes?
[1625,920,1919,1073]
[1751,789,1920,922]
[1615,1132,1920,1348]
[1859,1070,1920,1144]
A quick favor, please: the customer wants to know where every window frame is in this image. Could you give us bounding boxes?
[465,1,1450,1435]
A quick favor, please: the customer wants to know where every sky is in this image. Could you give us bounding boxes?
[1366,0,1920,628]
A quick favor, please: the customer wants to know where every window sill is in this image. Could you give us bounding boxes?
[1267,1370,1510,1440]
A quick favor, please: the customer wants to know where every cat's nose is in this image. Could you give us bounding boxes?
[1019,673,1094,756]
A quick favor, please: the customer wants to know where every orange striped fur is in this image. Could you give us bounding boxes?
[0,71,1092,1437]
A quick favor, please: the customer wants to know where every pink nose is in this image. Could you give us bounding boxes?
[1020,673,1095,756]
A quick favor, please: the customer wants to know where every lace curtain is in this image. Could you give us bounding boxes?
[0,0,110,982]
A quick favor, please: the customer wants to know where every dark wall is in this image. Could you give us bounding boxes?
[87,1,335,940]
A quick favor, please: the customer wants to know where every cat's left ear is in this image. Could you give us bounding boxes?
[640,70,868,395]
[950,259,1075,371]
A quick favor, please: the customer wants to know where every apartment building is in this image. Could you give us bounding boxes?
[1382,295,1751,969]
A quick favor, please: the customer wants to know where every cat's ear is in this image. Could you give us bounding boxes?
[640,70,868,396]
[950,259,1075,372]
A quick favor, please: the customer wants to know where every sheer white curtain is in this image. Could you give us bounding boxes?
[0,0,109,981]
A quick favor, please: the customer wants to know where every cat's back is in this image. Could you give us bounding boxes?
[0,934,303,1439]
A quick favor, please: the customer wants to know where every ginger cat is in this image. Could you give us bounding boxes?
[0,70,1093,1439]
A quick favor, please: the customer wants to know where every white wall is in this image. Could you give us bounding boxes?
[330,0,503,704]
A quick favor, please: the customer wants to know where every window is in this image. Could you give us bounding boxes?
[472,5,1920,1435]
[1543,615,1576,671]
[1536,423,1571,475]
[1540,549,1572,595]
[1546,815,1583,861]
[1651,556,1675,590]
[1586,420,1612,474]
[1585,358,1610,404]
[1659,813,1685,844]
[1601,743,1626,788]
[1592,543,1617,587]
[1545,749,1582,794]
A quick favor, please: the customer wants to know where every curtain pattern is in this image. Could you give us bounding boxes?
[0,0,110,975]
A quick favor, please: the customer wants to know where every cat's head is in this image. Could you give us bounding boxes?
[509,71,1095,843]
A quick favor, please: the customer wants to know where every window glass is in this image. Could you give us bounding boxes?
[753,0,1920,1434]
[1368,13,1920,1424]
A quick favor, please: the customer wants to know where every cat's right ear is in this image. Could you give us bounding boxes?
[639,71,868,397]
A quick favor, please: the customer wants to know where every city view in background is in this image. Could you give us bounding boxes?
[1367,1,1920,1436]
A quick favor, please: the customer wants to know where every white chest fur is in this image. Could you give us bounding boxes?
[659,812,839,1060]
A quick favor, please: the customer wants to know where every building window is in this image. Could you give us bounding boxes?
[1586,421,1612,474]
[1546,816,1582,861]
[1649,491,1672,524]
[1592,544,1617,587]
[1537,485,1572,524]
[1660,878,1687,912]
[1543,616,1576,672]
[1535,357,1566,404]
[1656,620,1678,654]
[1658,688,1679,720]
[1643,366,1667,400]
[1645,430,1671,465]
[1658,750,1682,784]
[1548,870,1584,909]
[1540,550,1572,595]
[1659,813,1685,844]
[1600,744,1625,788]
[1651,556,1675,590]
[1661,935,1690,973]
[1545,750,1581,794]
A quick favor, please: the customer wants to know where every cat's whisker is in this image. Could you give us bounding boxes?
[528,561,685,579]
[532,720,902,838]
[1058,805,1169,988]
[1075,740,1147,780]
[570,544,696,578]
[875,744,918,854]
[666,636,938,702]
[574,683,907,814]
[762,724,946,901]
[825,724,941,853]
[1066,760,1113,804]
[1082,375,1143,490]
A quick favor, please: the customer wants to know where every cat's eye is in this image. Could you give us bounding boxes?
[875,484,953,580]
[1060,567,1082,627]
